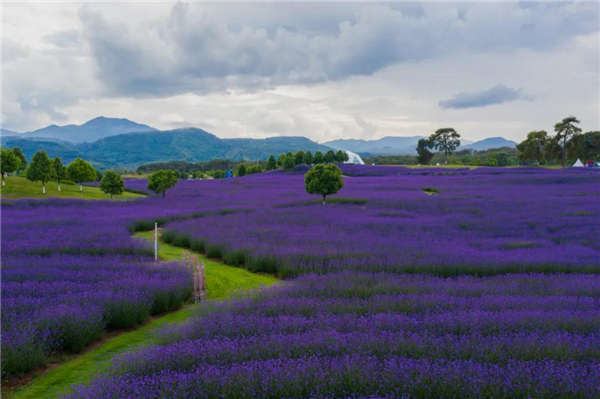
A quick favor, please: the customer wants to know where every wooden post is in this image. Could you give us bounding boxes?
[190,255,206,303]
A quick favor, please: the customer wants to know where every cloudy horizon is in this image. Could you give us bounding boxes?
[2,1,599,142]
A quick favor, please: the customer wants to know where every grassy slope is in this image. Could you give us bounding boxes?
[8,233,278,399]
[0,176,142,200]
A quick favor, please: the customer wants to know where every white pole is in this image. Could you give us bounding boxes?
[58,183,61,192]
[79,184,83,191]
[154,222,158,261]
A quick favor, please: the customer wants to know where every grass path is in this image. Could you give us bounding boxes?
[0,176,143,200]
[7,233,278,399]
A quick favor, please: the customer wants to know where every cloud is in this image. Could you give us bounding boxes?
[354,116,377,139]
[438,85,526,109]
[43,30,81,48]
[76,2,599,98]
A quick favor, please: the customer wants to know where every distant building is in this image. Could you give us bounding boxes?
[345,151,365,165]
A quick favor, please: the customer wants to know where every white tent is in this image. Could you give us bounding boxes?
[345,150,365,165]
[573,158,584,167]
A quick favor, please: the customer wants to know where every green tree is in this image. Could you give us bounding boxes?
[429,128,461,163]
[147,170,178,198]
[568,131,600,163]
[266,156,277,171]
[324,150,336,163]
[212,169,225,179]
[1,147,21,186]
[52,156,68,192]
[488,158,498,166]
[335,150,346,163]
[248,165,263,174]
[100,171,124,199]
[305,164,345,206]
[277,154,286,167]
[12,147,27,173]
[237,164,247,176]
[294,151,305,166]
[314,151,324,164]
[283,155,295,170]
[25,150,51,193]
[554,116,582,174]
[67,158,97,191]
[303,151,314,165]
[416,139,434,165]
[516,131,549,165]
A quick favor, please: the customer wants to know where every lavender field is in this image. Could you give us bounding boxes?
[2,166,599,398]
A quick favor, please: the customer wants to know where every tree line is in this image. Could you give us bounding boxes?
[382,116,599,169]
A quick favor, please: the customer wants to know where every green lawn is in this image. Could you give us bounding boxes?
[0,176,143,200]
[7,233,278,399]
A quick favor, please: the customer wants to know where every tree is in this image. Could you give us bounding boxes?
[147,170,178,198]
[324,150,336,163]
[416,139,435,165]
[1,147,21,186]
[67,158,97,191]
[12,147,27,173]
[429,128,461,163]
[25,150,51,193]
[248,165,263,174]
[335,150,346,163]
[305,164,345,206]
[516,131,549,165]
[303,151,314,165]
[277,154,286,167]
[266,156,277,171]
[568,131,600,163]
[212,169,226,179]
[52,157,68,192]
[554,116,582,174]
[293,151,305,166]
[100,171,124,199]
[283,155,295,170]
[237,164,247,176]
[314,151,324,164]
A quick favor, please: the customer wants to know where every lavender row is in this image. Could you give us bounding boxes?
[67,272,600,398]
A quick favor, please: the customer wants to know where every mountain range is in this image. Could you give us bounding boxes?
[323,136,516,155]
[1,117,518,169]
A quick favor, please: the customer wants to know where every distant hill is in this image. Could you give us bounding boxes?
[325,136,510,155]
[16,117,157,143]
[462,137,517,151]
[324,136,425,155]
[3,126,331,169]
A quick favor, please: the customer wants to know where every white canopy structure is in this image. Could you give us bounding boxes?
[573,158,584,167]
[345,150,365,165]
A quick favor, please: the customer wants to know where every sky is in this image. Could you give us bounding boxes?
[2,1,599,142]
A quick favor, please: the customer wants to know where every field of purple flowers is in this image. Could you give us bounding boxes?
[2,166,599,397]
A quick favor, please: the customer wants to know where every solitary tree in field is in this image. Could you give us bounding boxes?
[100,171,124,199]
[516,131,549,165]
[416,139,435,165]
[314,151,324,164]
[283,154,295,170]
[68,158,97,191]
[429,128,461,164]
[147,170,178,198]
[26,150,51,193]
[52,157,68,191]
[305,164,345,206]
[12,147,27,174]
[294,151,305,166]
[303,151,314,165]
[266,156,277,170]
[1,147,21,186]
[554,116,582,174]
[237,164,247,176]
[324,150,336,163]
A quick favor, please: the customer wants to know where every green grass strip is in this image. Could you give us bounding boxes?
[7,232,278,399]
